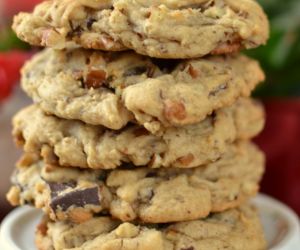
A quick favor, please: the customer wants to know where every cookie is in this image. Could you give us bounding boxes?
[35,205,266,250]
[13,0,269,58]
[7,141,264,223]
[21,48,264,132]
[12,98,265,169]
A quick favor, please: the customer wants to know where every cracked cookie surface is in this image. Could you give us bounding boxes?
[7,142,264,223]
[21,48,264,133]
[35,205,266,250]
[13,0,269,58]
[12,98,265,169]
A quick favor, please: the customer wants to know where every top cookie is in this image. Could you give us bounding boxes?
[13,0,269,58]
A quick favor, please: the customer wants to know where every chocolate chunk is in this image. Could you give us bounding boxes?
[211,111,217,120]
[119,162,137,170]
[98,172,108,182]
[151,58,179,73]
[106,75,115,84]
[123,66,151,77]
[209,83,228,96]
[24,200,34,205]
[50,187,101,212]
[149,223,170,230]
[210,111,218,125]
[48,182,76,198]
[181,247,194,250]
[145,171,158,178]
[72,26,83,37]
[68,21,83,37]
[87,18,96,30]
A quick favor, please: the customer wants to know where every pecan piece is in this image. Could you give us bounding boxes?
[188,64,199,78]
[164,100,187,122]
[86,35,119,50]
[212,41,241,55]
[85,69,107,89]
[37,221,48,236]
[177,154,195,166]
[14,132,25,147]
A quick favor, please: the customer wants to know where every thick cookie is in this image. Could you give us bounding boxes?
[13,0,269,58]
[21,48,264,132]
[7,142,264,223]
[35,205,266,250]
[12,98,265,169]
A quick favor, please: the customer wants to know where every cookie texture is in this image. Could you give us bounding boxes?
[35,205,266,250]
[21,48,264,132]
[12,98,265,169]
[13,0,269,58]
[7,142,264,223]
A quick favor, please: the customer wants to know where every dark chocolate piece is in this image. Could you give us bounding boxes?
[181,247,194,250]
[50,186,101,212]
[86,18,96,30]
[145,171,158,178]
[98,171,108,182]
[67,21,83,37]
[209,83,228,96]
[151,58,180,73]
[123,66,149,77]
[48,182,76,198]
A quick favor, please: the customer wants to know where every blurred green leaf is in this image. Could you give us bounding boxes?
[250,0,300,97]
[0,28,30,51]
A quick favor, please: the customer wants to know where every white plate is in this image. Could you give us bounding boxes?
[253,194,300,249]
[1,194,300,250]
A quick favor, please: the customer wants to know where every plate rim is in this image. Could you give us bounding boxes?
[0,206,40,250]
[252,194,300,250]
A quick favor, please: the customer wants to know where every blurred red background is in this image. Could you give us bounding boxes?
[2,0,41,17]
[255,100,300,215]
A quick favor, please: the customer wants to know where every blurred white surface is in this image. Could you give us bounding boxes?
[1,194,299,250]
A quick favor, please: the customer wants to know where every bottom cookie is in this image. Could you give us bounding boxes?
[36,205,266,250]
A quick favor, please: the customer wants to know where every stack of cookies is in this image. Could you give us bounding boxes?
[7,0,270,249]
